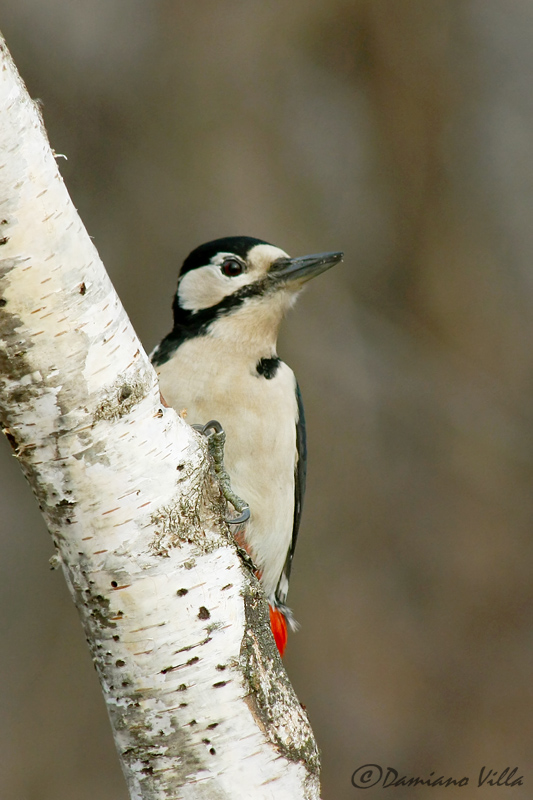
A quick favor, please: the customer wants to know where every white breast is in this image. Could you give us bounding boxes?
[155,335,298,599]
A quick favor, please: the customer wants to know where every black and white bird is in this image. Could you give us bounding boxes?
[151,237,343,655]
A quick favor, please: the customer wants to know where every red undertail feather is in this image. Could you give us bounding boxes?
[269,605,288,657]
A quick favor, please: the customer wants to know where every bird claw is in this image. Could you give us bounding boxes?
[227,505,250,525]
[193,419,250,525]
[192,420,223,436]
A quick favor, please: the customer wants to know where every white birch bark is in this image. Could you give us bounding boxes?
[0,33,320,800]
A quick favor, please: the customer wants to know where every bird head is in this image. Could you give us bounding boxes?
[170,237,343,347]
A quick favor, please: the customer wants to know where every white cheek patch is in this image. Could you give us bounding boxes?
[178,263,251,311]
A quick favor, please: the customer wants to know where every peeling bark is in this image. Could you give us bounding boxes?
[0,32,320,800]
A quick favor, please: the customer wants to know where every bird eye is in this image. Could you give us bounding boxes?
[221,258,244,277]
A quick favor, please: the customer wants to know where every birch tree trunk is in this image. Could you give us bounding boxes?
[0,32,320,800]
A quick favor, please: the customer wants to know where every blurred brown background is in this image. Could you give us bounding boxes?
[1,2,532,798]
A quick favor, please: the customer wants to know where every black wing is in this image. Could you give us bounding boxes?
[275,381,307,611]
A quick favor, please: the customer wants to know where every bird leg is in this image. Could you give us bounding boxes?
[193,420,250,525]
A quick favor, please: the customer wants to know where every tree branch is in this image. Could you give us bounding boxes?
[0,32,320,800]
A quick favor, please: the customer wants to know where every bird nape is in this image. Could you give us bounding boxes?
[152,236,343,656]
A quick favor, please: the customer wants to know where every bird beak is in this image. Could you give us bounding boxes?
[269,251,344,285]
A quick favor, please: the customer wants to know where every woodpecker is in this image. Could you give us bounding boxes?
[151,237,343,655]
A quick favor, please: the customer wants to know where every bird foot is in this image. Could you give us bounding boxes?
[192,420,250,525]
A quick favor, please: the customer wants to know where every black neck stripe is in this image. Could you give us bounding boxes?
[152,279,270,367]
[256,356,281,380]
